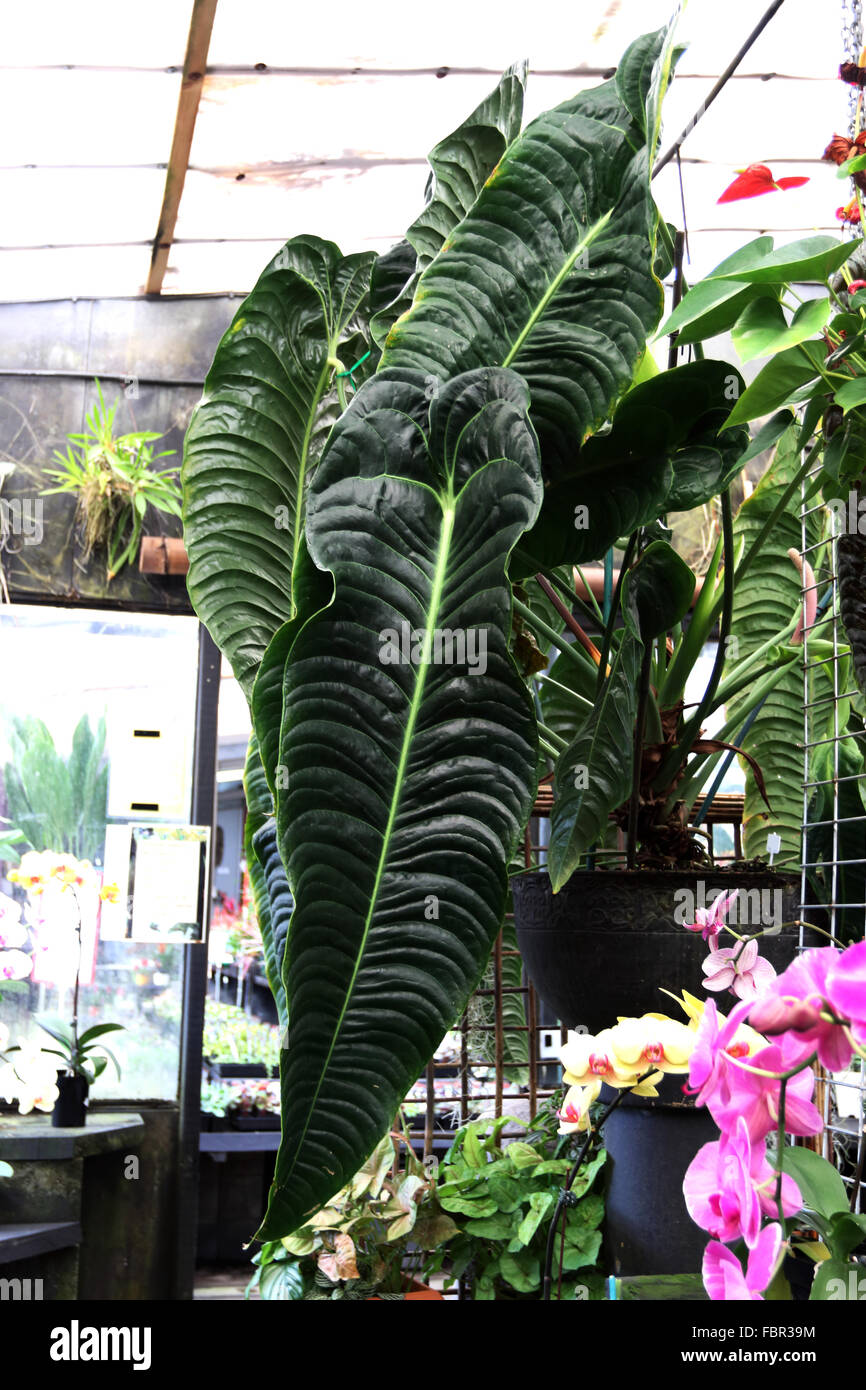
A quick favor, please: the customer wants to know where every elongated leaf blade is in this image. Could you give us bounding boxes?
[182,235,375,697]
[380,26,679,481]
[258,367,542,1238]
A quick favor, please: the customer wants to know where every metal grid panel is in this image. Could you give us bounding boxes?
[800,463,866,1214]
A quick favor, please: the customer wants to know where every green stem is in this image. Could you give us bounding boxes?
[653,489,735,791]
[705,438,822,630]
[595,532,638,699]
[513,597,595,676]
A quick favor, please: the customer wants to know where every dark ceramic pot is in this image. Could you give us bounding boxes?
[512,868,805,1032]
[52,1071,88,1128]
[513,868,807,1276]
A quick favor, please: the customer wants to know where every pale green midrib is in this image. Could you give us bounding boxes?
[276,490,458,1201]
[501,208,615,369]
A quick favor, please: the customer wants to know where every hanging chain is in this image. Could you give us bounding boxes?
[843,0,864,136]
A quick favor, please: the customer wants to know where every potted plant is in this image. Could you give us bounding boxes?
[182,17,780,1241]
[42,380,182,582]
[6,850,122,1126]
[247,1129,453,1300]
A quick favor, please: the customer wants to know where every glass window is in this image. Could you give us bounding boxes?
[0,603,200,1101]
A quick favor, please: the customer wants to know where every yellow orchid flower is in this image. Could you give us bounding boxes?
[607,1014,695,1074]
[556,1081,601,1134]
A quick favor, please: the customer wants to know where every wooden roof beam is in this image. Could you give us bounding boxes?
[146,0,218,295]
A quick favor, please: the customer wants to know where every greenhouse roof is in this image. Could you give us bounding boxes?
[0,0,852,300]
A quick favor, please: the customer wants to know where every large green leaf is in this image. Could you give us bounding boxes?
[182,235,375,698]
[379,25,680,482]
[724,428,826,864]
[547,542,694,888]
[256,367,543,1239]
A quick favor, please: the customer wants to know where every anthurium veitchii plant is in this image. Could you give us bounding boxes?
[180,16,777,1240]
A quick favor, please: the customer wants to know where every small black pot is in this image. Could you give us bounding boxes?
[52,1071,89,1128]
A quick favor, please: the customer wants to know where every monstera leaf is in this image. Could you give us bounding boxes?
[547,542,695,890]
[182,235,375,698]
[370,62,528,350]
[380,25,680,483]
[243,736,291,1032]
[256,367,543,1238]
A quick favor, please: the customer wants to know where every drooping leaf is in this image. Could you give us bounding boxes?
[659,236,776,343]
[182,235,375,698]
[257,366,543,1239]
[380,24,681,483]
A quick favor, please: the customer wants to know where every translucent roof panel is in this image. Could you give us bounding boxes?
[0,0,857,299]
[1,0,192,66]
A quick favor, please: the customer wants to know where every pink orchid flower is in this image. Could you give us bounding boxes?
[683,890,738,948]
[702,938,777,1001]
[702,1222,783,1301]
[684,1118,764,1247]
[748,948,854,1071]
[826,939,866,1050]
[688,997,768,1131]
[719,1035,823,1144]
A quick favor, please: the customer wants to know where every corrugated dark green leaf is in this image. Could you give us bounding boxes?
[257,366,542,1238]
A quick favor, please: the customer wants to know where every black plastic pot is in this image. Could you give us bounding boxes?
[52,1071,89,1128]
[230,1112,281,1131]
[512,868,806,1277]
[205,1060,276,1080]
[512,869,804,1032]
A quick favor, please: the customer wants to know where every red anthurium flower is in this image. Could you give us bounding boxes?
[717,163,809,204]
[837,199,862,225]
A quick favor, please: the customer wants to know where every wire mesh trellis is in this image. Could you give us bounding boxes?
[801,465,866,1215]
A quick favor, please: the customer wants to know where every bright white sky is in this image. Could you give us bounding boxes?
[0,0,853,298]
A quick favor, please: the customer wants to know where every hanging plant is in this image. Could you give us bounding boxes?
[43,381,182,581]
